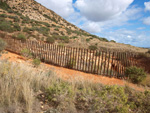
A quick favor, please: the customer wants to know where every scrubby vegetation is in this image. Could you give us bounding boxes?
[110,40,116,43]
[32,58,41,67]
[21,48,32,58]
[125,66,146,84]
[0,1,11,11]
[46,37,55,44]
[16,33,26,42]
[89,45,98,50]
[0,61,150,113]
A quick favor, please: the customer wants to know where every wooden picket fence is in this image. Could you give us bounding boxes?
[2,36,138,78]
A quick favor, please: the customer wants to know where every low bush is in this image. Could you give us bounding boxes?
[35,26,50,36]
[46,37,55,44]
[125,66,146,84]
[32,58,41,67]
[99,37,109,42]
[0,20,15,33]
[0,1,11,11]
[89,45,97,50]
[110,40,116,43]
[0,38,7,52]
[8,16,20,22]
[21,48,32,58]
[16,33,26,42]
[13,23,21,31]
[86,38,90,42]
[71,36,78,39]
[60,36,69,43]
[0,14,7,18]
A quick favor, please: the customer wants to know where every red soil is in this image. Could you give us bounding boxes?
[0,51,146,92]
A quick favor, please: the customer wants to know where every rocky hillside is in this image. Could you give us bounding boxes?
[0,0,148,52]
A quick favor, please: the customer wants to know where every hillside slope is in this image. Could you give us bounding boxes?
[0,0,148,52]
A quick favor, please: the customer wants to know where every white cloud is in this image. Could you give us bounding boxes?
[79,6,141,33]
[35,0,74,18]
[143,17,150,25]
[75,0,134,22]
[101,29,150,47]
[136,27,145,30]
[81,22,102,33]
[144,1,150,11]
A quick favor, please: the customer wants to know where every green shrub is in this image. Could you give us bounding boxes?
[0,20,15,33]
[60,36,69,43]
[0,14,7,18]
[21,48,32,58]
[7,9,13,13]
[54,28,59,31]
[125,66,146,84]
[0,38,7,52]
[13,23,21,31]
[86,38,90,42]
[36,26,50,36]
[43,14,51,20]
[23,27,31,33]
[32,58,41,67]
[46,37,55,44]
[17,33,26,42]
[41,22,50,27]
[71,36,78,39]
[21,16,30,24]
[0,1,11,11]
[89,45,97,50]
[99,37,109,42]
[110,40,116,43]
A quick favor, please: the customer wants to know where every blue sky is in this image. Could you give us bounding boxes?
[35,0,150,47]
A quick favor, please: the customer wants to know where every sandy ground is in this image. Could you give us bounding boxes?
[0,51,146,92]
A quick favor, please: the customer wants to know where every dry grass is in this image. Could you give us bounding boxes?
[0,59,150,113]
[0,60,57,113]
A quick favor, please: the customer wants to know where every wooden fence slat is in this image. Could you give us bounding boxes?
[94,50,97,74]
[63,46,65,67]
[75,48,78,70]
[91,50,94,73]
[77,48,80,70]
[85,49,89,72]
[97,50,101,75]
[103,51,107,76]
[100,51,104,75]
[110,52,114,77]
[106,51,111,76]
[80,48,83,71]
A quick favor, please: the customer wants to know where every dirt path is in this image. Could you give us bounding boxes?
[0,51,146,92]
